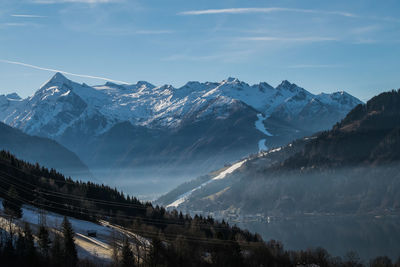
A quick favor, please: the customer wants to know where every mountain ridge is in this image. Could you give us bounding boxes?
[158,89,400,216]
[0,121,92,180]
[0,73,362,196]
[0,73,362,136]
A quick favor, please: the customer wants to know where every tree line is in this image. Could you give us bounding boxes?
[1,150,400,266]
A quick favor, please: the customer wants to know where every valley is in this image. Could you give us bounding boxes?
[0,74,361,198]
[1,1,399,265]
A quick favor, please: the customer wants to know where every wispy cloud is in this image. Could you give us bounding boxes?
[240,36,338,42]
[179,7,356,18]
[161,54,222,62]
[288,64,342,69]
[351,39,379,44]
[0,59,129,84]
[31,0,120,4]
[351,25,380,34]
[94,27,174,36]
[162,50,253,62]
[134,30,173,35]
[1,23,30,27]
[11,14,46,18]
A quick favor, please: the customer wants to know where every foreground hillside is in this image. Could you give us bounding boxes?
[0,200,147,263]
[0,150,398,266]
[0,74,361,196]
[160,90,400,217]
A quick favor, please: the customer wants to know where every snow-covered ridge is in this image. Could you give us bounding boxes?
[0,73,362,138]
[166,159,247,208]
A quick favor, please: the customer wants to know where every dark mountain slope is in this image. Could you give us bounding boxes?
[0,122,91,180]
[164,90,400,217]
[281,90,400,169]
[83,101,264,187]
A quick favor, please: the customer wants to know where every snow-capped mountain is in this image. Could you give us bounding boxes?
[0,73,362,197]
[1,73,361,138]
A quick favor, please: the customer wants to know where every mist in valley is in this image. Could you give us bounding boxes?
[163,163,400,260]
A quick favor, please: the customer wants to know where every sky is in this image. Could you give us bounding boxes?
[0,0,399,101]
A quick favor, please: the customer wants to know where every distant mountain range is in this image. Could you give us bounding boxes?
[0,73,362,194]
[158,89,400,217]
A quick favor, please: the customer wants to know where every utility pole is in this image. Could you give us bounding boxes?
[34,188,47,226]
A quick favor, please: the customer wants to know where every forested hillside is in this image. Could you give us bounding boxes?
[1,150,398,266]
[164,90,400,217]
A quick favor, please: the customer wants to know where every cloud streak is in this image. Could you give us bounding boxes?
[134,30,173,35]
[239,36,338,42]
[31,0,119,4]
[1,23,30,27]
[0,59,129,84]
[11,14,46,18]
[288,64,342,69]
[179,7,356,18]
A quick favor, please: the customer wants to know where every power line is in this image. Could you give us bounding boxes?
[0,187,264,247]
[0,173,259,232]
[0,167,147,209]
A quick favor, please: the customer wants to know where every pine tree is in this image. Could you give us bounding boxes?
[3,236,15,263]
[51,233,63,267]
[23,223,36,262]
[2,186,23,220]
[15,225,38,267]
[110,231,120,267]
[62,216,78,266]
[38,225,51,258]
[148,235,163,267]
[121,237,134,267]
[2,186,23,239]
[15,230,26,261]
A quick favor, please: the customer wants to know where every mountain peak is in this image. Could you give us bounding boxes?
[276,80,303,93]
[40,72,72,90]
[49,72,69,83]
[6,93,21,100]
[182,81,203,90]
[277,80,293,88]
[224,77,239,83]
[136,81,155,89]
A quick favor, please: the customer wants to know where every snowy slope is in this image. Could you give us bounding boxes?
[0,199,148,263]
[0,73,362,140]
[166,158,247,208]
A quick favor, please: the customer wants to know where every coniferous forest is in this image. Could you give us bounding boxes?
[0,149,399,266]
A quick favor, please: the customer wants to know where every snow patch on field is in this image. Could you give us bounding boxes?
[0,199,146,263]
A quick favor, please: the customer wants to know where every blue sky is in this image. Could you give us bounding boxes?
[0,0,399,101]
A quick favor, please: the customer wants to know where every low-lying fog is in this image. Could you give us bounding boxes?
[239,215,400,261]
